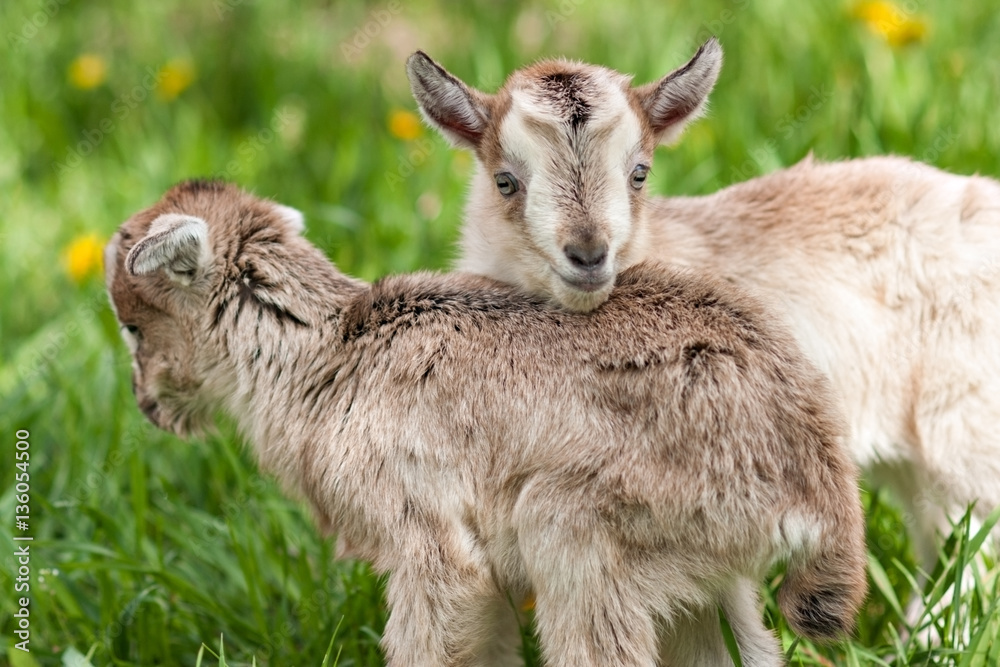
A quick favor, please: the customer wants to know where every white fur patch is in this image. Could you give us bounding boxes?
[778,512,822,556]
[120,326,139,354]
[499,78,643,282]
[273,204,305,234]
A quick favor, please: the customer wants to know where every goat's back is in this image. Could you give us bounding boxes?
[338,261,851,522]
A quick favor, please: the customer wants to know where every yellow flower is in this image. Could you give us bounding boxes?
[63,233,104,282]
[68,54,107,90]
[885,19,928,47]
[852,1,928,47]
[388,109,423,141]
[157,59,196,100]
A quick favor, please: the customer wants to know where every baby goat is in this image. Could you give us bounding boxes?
[106,181,865,667]
[407,40,1000,567]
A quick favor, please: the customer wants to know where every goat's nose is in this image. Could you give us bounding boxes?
[564,242,608,270]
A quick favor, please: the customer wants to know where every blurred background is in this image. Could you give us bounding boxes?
[2,0,999,665]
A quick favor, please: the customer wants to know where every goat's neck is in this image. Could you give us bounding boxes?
[222,250,365,479]
[639,194,720,271]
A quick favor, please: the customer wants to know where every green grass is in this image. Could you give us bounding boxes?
[2,0,999,664]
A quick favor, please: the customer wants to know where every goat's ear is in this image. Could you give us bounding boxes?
[406,50,490,149]
[635,38,723,145]
[273,203,305,235]
[125,213,210,285]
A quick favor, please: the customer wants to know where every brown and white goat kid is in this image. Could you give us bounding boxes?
[106,181,866,667]
[407,40,1000,567]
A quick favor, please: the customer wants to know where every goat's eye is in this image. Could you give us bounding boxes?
[120,324,141,353]
[630,165,649,190]
[495,172,519,196]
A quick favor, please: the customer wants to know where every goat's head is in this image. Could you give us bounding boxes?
[104,180,308,435]
[407,39,722,311]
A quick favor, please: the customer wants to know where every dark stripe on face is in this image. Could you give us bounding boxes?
[537,73,591,129]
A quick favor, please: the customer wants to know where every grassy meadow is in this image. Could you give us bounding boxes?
[2,0,1000,664]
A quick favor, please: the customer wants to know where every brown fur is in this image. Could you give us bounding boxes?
[411,45,1000,597]
[106,181,866,666]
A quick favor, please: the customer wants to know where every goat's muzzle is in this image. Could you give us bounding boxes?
[561,241,612,293]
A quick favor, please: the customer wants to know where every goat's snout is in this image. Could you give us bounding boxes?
[564,241,608,271]
[560,240,612,296]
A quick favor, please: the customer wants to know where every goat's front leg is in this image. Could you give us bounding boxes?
[381,546,521,667]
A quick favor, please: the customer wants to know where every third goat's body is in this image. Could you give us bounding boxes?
[647,155,1000,563]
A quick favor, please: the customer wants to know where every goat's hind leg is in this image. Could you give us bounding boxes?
[381,552,521,667]
[720,578,784,667]
[516,491,659,666]
[525,548,658,667]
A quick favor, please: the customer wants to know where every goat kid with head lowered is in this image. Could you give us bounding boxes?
[106,181,865,667]
[407,39,1000,571]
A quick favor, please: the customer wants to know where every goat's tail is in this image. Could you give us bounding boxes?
[777,508,868,641]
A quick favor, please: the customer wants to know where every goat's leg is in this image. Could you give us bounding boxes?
[658,579,781,667]
[720,578,784,667]
[516,488,658,667]
[657,603,734,667]
[898,376,1000,642]
[381,548,520,667]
